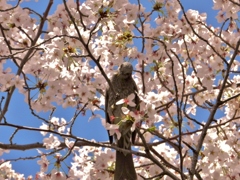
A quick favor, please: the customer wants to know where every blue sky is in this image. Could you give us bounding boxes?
[0,0,221,177]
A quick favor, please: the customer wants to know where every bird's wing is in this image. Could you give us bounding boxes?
[132,80,140,144]
[105,88,113,144]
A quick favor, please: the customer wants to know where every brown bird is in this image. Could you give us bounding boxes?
[105,62,139,180]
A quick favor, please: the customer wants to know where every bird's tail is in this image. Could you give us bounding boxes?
[114,133,137,180]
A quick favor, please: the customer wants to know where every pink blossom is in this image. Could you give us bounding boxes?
[51,170,66,180]
[0,148,9,156]
[0,0,240,179]
[185,9,199,23]
[37,155,49,172]
[39,123,49,136]
[43,134,61,149]
[102,119,121,140]
[116,93,136,107]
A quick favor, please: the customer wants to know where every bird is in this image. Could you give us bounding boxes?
[105,62,139,180]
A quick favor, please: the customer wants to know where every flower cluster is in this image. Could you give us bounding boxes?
[0,0,239,179]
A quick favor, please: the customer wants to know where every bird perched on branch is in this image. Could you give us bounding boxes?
[105,62,139,180]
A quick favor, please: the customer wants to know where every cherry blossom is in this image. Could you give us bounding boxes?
[0,0,239,179]
[43,134,61,149]
[51,170,66,180]
[37,155,49,172]
[0,148,9,156]
[102,118,121,140]
[116,93,136,107]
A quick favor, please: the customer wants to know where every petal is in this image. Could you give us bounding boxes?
[128,101,136,107]
[101,118,106,127]
[109,129,115,136]
[128,93,135,100]
[115,130,121,140]
[116,99,124,105]
[106,124,119,130]
[131,125,136,132]
[121,107,130,114]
